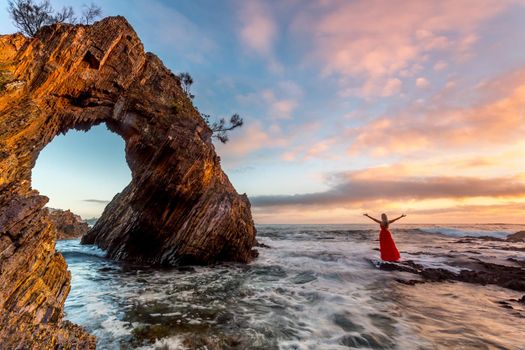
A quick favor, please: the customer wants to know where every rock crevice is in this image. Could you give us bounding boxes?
[0,17,256,347]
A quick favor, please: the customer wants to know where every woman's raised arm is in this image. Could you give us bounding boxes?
[388,214,406,224]
[363,213,382,224]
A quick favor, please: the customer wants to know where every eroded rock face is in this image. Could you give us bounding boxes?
[0,190,96,347]
[48,208,89,239]
[0,17,256,347]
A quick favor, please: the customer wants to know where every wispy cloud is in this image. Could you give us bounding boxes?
[83,199,110,204]
[235,80,303,120]
[238,1,282,73]
[215,121,288,166]
[239,1,276,56]
[262,90,297,120]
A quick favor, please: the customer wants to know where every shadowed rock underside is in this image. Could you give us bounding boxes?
[0,17,256,348]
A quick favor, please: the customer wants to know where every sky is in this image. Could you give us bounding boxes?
[2,0,525,223]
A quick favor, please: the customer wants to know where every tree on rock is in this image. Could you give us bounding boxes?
[8,0,58,36]
[53,5,75,23]
[178,72,194,99]
[80,3,102,25]
[177,72,244,143]
[8,0,101,37]
[201,113,244,144]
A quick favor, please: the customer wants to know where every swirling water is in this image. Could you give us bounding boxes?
[56,224,525,349]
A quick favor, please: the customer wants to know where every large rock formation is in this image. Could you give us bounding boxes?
[48,208,89,239]
[0,17,256,347]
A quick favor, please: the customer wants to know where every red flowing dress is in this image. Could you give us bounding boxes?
[379,224,400,261]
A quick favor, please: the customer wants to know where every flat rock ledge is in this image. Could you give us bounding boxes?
[378,259,525,292]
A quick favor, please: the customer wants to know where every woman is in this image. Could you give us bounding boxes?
[363,213,406,261]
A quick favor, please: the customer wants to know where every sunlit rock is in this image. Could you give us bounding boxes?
[0,16,256,347]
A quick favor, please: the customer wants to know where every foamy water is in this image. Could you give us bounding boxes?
[56,224,525,349]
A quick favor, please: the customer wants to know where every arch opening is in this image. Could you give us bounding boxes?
[32,124,131,228]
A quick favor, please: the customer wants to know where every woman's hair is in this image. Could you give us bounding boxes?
[381,213,388,222]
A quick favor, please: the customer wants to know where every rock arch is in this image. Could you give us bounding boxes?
[0,17,256,347]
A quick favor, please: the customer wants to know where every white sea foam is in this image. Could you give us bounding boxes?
[56,238,107,257]
[404,253,467,274]
[99,317,131,337]
[135,336,187,350]
[417,225,513,238]
[58,224,525,349]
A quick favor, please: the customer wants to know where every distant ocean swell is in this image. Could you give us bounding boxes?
[258,224,523,240]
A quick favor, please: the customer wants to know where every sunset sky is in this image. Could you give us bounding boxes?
[2,0,525,223]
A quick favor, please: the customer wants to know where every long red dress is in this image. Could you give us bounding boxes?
[379,225,400,261]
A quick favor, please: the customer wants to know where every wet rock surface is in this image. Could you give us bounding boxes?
[381,259,525,291]
[376,232,525,294]
[48,208,89,239]
[507,231,525,242]
[0,16,255,347]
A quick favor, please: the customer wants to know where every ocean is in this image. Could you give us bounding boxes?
[56,224,525,349]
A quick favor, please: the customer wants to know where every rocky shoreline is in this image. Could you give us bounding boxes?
[377,230,525,310]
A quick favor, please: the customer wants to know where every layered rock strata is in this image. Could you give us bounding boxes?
[0,17,256,347]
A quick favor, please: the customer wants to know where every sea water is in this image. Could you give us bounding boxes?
[56,224,525,349]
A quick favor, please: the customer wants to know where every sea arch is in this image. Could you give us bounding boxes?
[0,17,256,347]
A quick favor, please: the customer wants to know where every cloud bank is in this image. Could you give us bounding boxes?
[251,173,525,208]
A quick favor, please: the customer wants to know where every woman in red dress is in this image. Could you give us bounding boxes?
[363,213,406,261]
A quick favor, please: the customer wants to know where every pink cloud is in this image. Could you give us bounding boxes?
[239,1,276,56]
[237,0,285,73]
[216,122,271,158]
[292,0,516,97]
[433,61,448,71]
[347,66,525,156]
[261,89,297,119]
[281,150,300,161]
[216,121,290,164]
[271,99,297,119]
[305,138,339,160]
[352,77,403,98]
[238,86,300,120]
[415,77,430,88]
